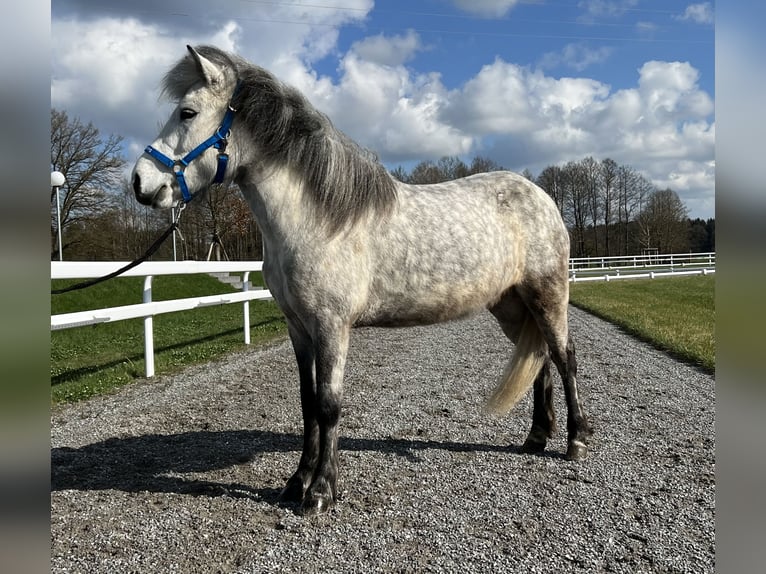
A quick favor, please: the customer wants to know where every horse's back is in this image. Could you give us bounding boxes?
[356,170,568,327]
[393,170,568,272]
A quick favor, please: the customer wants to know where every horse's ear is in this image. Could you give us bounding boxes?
[186,45,228,92]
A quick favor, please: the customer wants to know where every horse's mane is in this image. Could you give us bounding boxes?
[162,45,397,231]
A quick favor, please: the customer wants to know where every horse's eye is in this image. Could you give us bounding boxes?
[180,108,197,121]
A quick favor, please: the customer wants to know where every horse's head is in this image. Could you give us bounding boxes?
[132,45,239,208]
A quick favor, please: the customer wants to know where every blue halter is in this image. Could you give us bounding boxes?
[143,83,240,203]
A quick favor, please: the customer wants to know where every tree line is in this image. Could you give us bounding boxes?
[50,108,714,262]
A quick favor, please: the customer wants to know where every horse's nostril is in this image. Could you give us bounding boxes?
[132,173,141,196]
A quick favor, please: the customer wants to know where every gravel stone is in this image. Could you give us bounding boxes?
[51,307,715,573]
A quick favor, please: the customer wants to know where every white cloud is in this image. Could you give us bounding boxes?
[434,57,713,216]
[635,21,659,36]
[349,30,422,67]
[539,43,612,72]
[51,1,375,155]
[578,0,639,19]
[442,58,611,135]
[452,0,521,18]
[676,3,714,25]
[308,54,472,161]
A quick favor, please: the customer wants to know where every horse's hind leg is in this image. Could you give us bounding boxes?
[519,281,593,460]
[490,292,556,454]
[520,360,556,454]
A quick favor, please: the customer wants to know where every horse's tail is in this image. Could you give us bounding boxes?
[486,312,547,414]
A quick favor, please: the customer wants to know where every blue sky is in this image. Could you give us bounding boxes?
[51,1,714,218]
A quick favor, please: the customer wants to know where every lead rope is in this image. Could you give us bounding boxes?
[51,204,185,295]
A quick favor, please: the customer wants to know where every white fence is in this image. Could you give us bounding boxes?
[51,261,272,377]
[52,252,716,377]
[569,251,715,282]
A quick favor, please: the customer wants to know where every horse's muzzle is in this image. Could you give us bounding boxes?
[132,174,153,206]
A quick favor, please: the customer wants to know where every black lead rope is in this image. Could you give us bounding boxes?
[51,221,180,295]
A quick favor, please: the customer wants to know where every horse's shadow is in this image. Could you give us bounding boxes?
[51,429,563,503]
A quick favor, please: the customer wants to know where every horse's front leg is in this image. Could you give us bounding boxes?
[301,321,350,515]
[281,324,319,503]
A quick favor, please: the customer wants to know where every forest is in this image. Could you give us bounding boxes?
[51,108,714,262]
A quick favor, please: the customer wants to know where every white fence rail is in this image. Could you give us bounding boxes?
[569,251,715,283]
[51,261,272,377]
[52,252,716,377]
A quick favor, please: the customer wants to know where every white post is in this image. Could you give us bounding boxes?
[51,171,66,261]
[243,271,251,345]
[143,275,155,377]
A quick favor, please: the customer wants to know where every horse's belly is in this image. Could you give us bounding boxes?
[355,273,508,328]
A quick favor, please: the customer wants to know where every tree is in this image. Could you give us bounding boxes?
[688,217,716,253]
[581,156,602,256]
[437,156,469,181]
[537,165,566,217]
[392,155,505,185]
[50,108,125,259]
[562,161,589,257]
[389,166,410,183]
[637,188,689,253]
[408,160,444,184]
[600,158,618,256]
[468,155,504,175]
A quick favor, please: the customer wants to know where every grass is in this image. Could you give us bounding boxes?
[51,273,287,404]
[569,274,715,372]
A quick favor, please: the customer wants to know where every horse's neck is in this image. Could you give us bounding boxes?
[236,165,313,245]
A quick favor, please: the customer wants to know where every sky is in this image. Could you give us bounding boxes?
[50,0,715,219]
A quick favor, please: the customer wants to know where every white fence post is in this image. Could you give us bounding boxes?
[243,271,251,345]
[143,275,155,378]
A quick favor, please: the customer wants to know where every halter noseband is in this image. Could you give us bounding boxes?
[143,82,241,203]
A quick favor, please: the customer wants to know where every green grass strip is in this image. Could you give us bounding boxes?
[569,274,714,373]
[51,274,286,404]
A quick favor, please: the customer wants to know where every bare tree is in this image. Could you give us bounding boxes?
[468,156,504,175]
[637,188,689,253]
[437,156,470,181]
[563,161,589,257]
[600,158,618,256]
[536,165,567,218]
[389,166,410,183]
[50,108,125,259]
[581,156,602,255]
[408,160,444,184]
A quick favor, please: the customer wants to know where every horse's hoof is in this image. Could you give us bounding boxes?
[279,478,307,503]
[301,492,334,516]
[565,440,588,461]
[520,437,547,455]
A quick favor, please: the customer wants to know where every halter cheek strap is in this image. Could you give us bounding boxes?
[143,82,241,203]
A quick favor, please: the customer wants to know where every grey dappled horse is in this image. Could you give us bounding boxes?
[132,45,592,515]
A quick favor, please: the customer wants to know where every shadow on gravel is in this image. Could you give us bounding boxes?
[51,429,543,499]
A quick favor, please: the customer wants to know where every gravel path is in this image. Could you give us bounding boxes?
[51,307,715,573]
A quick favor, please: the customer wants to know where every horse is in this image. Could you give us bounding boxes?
[132,45,592,515]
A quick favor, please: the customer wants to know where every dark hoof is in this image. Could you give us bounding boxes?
[565,440,588,461]
[301,492,334,516]
[520,437,547,455]
[279,477,308,503]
